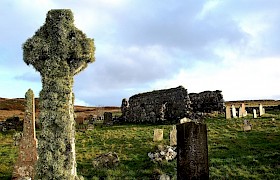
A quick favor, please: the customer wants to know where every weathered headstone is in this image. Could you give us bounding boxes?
[259,104,264,116]
[241,103,246,117]
[253,109,257,118]
[12,89,38,179]
[23,9,95,179]
[177,122,209,180]
[238,108,242,118]
[170,126,177,146]
[153,129,163,141]
[243,120,252,131]
[243,110,248,117]
[231,105,237,118]
[225,106,231,119]
[263,107,265,115]
[103,112,113,125]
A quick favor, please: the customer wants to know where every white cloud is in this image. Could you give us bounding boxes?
[152,57,280,101]
[1,0,280,106]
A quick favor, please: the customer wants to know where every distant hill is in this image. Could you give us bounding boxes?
[0,97,120,121]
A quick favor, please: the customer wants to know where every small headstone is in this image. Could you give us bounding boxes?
[241,103,246,117]
[259,104,264,116]
[243,110,247,117]
[170,126,177,146]
[262,107,265,115]
[243,125,251,131]
[103,112,113,125]
[243,120,252,131]
[225,106,231,119]
[238,108,242,118]
[253,109,257,118]
[153,129,163,141]
[231,105,237,118]
[177,122,209,180]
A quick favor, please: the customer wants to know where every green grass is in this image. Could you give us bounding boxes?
[1,114,280,179]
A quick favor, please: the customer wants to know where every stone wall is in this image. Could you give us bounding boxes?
[189,90,224,113]
[121,86,191,123]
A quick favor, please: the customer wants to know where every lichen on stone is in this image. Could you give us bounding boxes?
[23,9,95,179]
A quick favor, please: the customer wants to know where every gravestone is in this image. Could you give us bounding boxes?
[231,105,237,118]
[12,89,38,179]
[103,112,113,125]
[241,103,246,117]
[225,106,231,119]
[153,129,163,141]
[243,120,252,131]
[243,110,247,117]
[170,125,177,146]
[262,107,265,115]
[238,108,242,118]
[177,122,209,180]
[259,104,264,116]
[253,109,257,118]
[23,9,95,179]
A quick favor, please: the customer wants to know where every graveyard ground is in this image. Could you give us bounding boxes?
[0,111,280,179]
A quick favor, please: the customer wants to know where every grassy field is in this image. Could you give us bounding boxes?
[1,112,280,179]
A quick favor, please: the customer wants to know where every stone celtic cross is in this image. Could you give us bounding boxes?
[23,9,95,179]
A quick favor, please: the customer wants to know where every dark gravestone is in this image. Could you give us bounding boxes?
[103,112,113,125]
[177,122,209,180]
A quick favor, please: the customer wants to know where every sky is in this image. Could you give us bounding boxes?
[1,0,280,106]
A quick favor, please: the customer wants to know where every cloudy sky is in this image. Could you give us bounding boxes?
[1,0,280,106]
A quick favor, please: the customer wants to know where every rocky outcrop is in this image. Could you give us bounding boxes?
[189,90,224,113]
[121,86,191,123]
[92,152,119,168]
[148,145,177,163]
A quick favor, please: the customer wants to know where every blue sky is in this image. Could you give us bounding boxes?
[1,0,280,106]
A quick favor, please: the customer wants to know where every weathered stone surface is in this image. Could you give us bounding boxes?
[153,129,164,141]
[120,98,129,121]
[92,152,119,168]
[238,108,242,118]
[189,90,224,113]
[253,109,257,118]
[241,103,247,117]
[243,121,252,131]
[23,9,95,179]
[170,126,177,146]
[232,105,237,118]
[177,122,209,180]
[13,89,38,180]
[225,106,231,119]
[122,86,191,123]
[103,112,113,125]
[243,119,252,131]
[148,145,177,162]
[259,104,264,116]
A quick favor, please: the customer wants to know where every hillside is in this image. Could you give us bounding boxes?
[0,98,120,121]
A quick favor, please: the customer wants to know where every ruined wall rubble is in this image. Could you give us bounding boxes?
[121,86,191,123]
[189,90,224,113]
